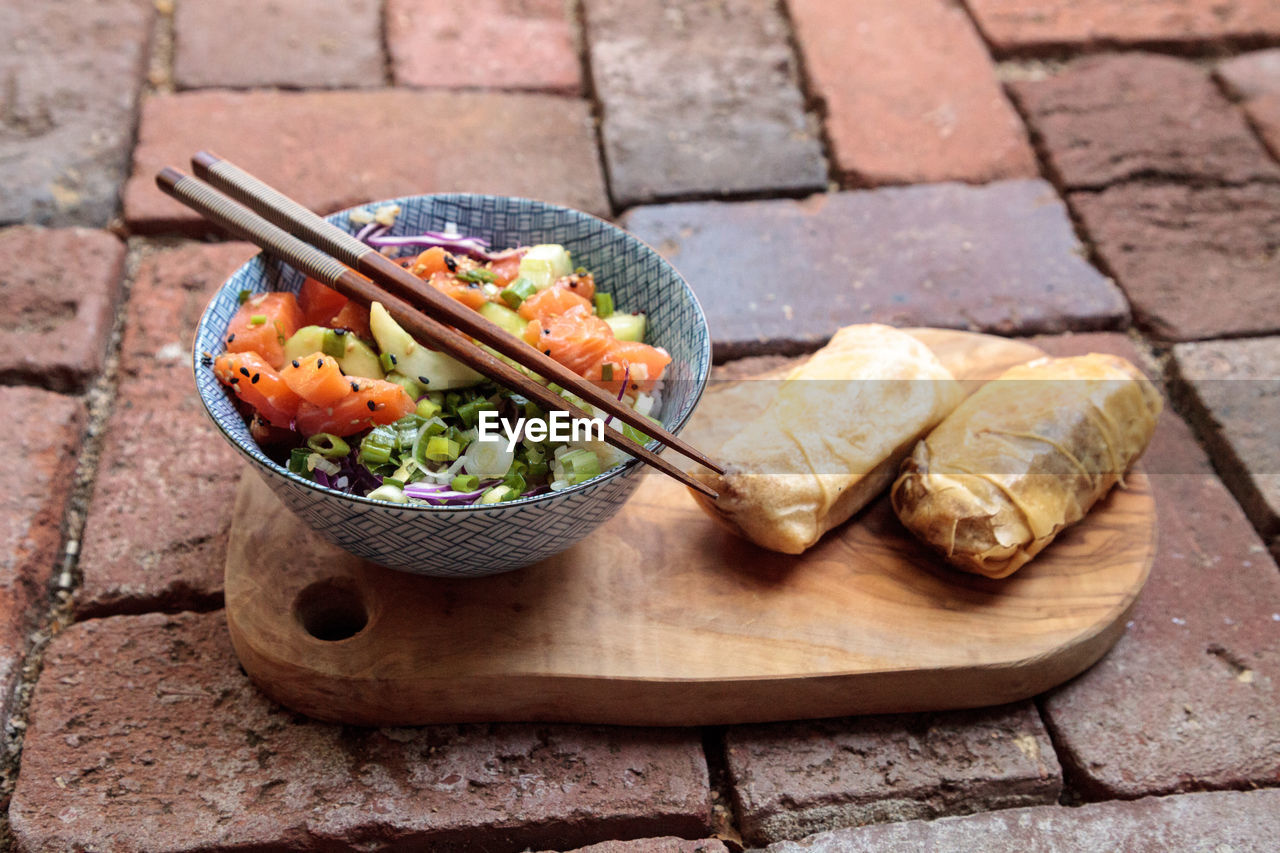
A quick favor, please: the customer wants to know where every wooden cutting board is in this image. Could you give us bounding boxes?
[224,329,1156,726]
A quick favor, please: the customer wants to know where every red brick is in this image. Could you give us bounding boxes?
[965,0,1280,55]
[1009,54,1280,190]
[9,611,712,851]
[123,90,611,232]
[583,0,826,207]
[761,790,1280,852]
[1218,49,1280,161]
[0,0,153,225]
[1171,337,1280,556]
[76,242,254,617]
[1071,182,1280,340]
[0,227,125,392]
[388,0,580,93]
[790,0,1036,187]
[0,387,83,722]
[623,181,1127,359]
[724,704,1061,846]
[1029,332,1280,800]
[173,0,383,89]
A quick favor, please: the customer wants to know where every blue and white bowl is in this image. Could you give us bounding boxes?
[193,194,711,577]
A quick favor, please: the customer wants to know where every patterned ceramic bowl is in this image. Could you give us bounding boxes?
[194,194,710,577]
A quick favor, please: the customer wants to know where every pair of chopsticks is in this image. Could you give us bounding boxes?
[159,153,722,499]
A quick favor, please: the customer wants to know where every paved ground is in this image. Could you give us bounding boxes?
[2,1,1279,850]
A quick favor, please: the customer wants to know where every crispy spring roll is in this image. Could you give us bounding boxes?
[691,324,963,554]
[891,353,1162,578]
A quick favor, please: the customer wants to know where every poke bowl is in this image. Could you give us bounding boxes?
[193,193,711,577]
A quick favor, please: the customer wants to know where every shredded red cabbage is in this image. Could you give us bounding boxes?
[365,231,495,261]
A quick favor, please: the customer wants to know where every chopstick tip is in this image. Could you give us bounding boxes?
[155,166,188,191]
[191,150,221,176]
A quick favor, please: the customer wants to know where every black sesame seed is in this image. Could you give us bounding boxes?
[367,400,377,411]
[351,381,360,392]
[291,359,300,368]
[334,328,347,336]
[444,254,458,272]
[200,354,213,367]
[418,376,429,385]
[317,358,324,369]
[239,367,250,377]
[542,329,550,335]
[544,349,551,356]
[226,334,236,343]
[251,373,260,384]
[229,377,239,384]
[389,353,397,365]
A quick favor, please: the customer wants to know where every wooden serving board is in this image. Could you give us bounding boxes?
[225,330,1156,726]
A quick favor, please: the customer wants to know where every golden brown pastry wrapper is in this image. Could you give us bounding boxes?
[891,353,1162,578]
[692,324,962,554]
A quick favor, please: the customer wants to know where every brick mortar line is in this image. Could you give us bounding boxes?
[572,0,620,218]
[376,0,392,87]
[1211,66,1280,169]
[0,238,152,851]
[147,0,175,95]
[771,0,839,192]
[701,726,746,848]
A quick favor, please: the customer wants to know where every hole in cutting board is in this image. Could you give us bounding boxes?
[293,579,369,641]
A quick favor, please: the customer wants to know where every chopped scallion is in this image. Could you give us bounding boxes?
[306,432,350,459]
[593,292,614,318]
[237,289,251,305]
[451,474,479,492]
[500,276,538,309]
[249,314,267,325]
[479,485,512,504]
[456,268,497,284]
[423,435,460,462]
[416,397,442,419]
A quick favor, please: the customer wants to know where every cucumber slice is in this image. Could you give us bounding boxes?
[604,312,646,342]
[283,325,384,379]
[517,244,573,290]
[479,301,528,337]
[368,301,483,390]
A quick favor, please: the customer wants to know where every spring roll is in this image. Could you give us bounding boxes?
[691,324,963,554]
[891,353,1162,578]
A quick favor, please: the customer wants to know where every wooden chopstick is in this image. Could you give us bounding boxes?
[189,150,725,477]
[157,167,718,500]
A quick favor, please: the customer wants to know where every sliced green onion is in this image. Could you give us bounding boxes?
[249,314,267,326]
[359,426,396,465]
[479,485,512,504]
[601,363,613,382]
[456,398,497,429]
[416,397,442,419]
[379,352,398,373]
[456,267,497,284]
[451,473,479,492]
[237,289,251,305]
[560,448,601,485]
[500,276,538,309]
[287,447,311,475]
[306,433,350,459]
[525,459,550,482]
[321,329,345,359]
[502,471,527,495]
[423,435,460,462]
[382,476,406,488]
[593,292,614,318]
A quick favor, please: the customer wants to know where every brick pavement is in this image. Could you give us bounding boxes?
[2,1,1280,850]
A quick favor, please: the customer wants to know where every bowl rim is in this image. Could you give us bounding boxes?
[192,192,712,513]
